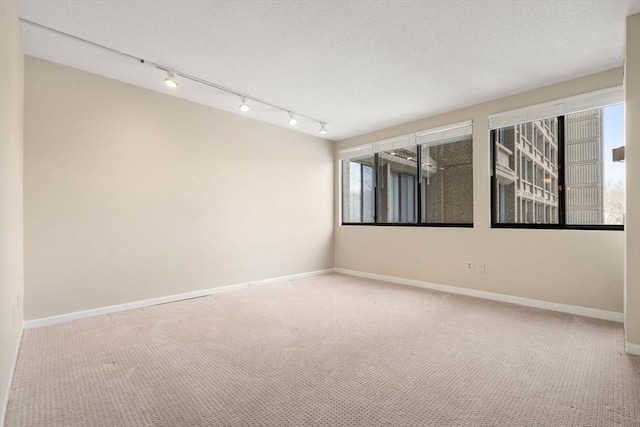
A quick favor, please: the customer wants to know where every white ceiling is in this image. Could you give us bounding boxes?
[18,0,640,141]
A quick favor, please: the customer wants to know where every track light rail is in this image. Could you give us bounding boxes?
[20,18,328,133]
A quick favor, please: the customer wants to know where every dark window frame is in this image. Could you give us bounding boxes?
[342,159,376,226]
[490,115,624,231]
[342,138,474,228]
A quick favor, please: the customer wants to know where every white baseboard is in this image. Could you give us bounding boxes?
[24,269,335,329]
[1,324,23,427]
[21,266,629,334]
[335,268,624,323]
[626,342,640,356]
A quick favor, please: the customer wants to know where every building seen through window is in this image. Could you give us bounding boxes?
[420,135,473,224]
[340,123,473,226]
[342,155,375,223]
[493,104,624,227]
[377,147,418,223]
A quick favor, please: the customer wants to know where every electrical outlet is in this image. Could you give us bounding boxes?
[479,263,486,273]
[466,261,473,271]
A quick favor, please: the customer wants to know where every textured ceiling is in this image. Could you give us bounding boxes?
[18,0,640,141]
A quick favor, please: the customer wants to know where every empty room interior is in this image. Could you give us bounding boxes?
[2,0,640,426]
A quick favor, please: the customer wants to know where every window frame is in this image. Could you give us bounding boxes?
[490,114,624,231]
[341,126,474,228]
[375,147,421,226]
[341,158,376,226]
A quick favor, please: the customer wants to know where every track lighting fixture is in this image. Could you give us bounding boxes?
[164,70,179,88]
[19,19,330,136]
[238,96,251,112]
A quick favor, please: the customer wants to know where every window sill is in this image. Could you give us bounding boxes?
[341,223,474,228]
[491,223,623,231]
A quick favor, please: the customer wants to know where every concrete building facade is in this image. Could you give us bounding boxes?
[565,109,604,224]
[494,111,604,225]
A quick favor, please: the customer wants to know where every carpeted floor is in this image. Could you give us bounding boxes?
[5,273,640,426]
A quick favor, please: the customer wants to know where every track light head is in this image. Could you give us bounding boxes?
[288,113,298,126]
[239,96,251,112]
[319,123,328,134]
[164,70,178,88]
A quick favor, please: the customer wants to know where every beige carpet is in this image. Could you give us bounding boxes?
[5,273,640,426]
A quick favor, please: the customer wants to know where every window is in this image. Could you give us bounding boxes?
[520,123,531,142]
[544,172,551,192]
[565,105,625,226]
[535,165,543,188]
[339,121,473,227]
[342,155,375,223]
[377,148,417,223]
[420,134,473,224]
[536,203,545,224]
[534,126,545,153]
[498,183,509,223]
[491,90,624,229]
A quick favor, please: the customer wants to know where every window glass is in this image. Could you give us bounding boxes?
[341,122,474,228]
[342,155,375,223]
[493,118,560,224]
[565,105,625,225]
[377,147,418,223]
[493,104,624,228]
[534,126,545,153]
[421,135,473,224]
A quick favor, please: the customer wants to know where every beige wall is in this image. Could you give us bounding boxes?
[0,0,25,420]
[24,57,334,321]
[625,13,640,347]
[335,68,625,313]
